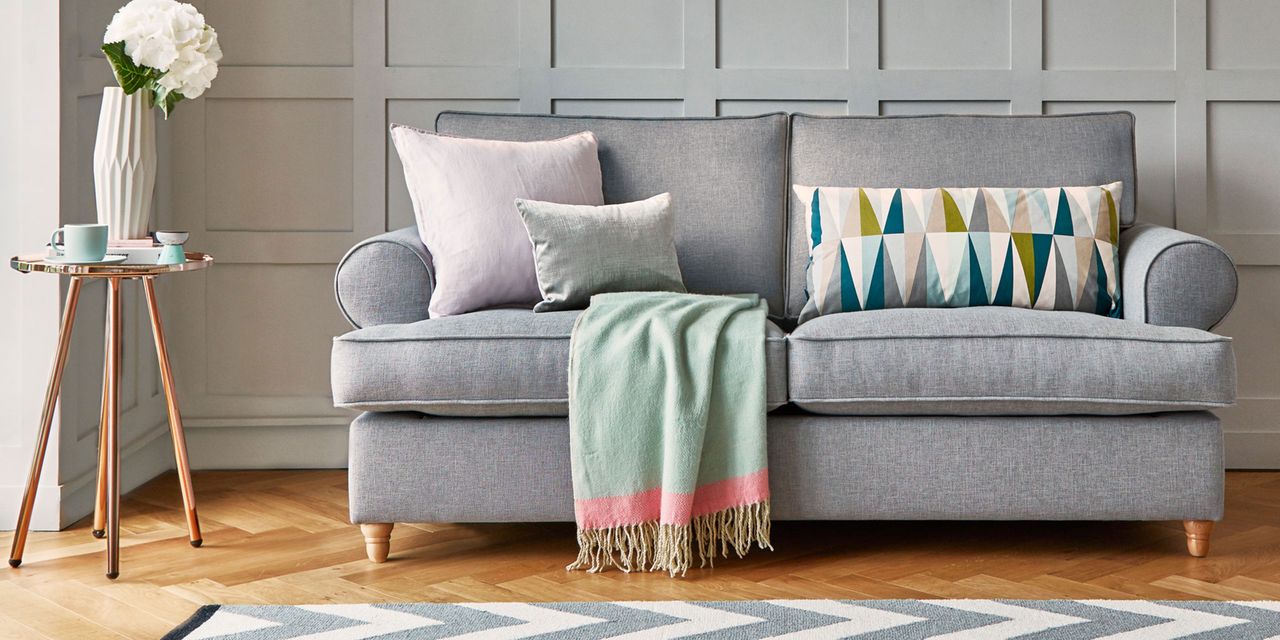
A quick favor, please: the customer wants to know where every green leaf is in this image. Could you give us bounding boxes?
[101,41,154,95]
[101,41,193,117]
[154,84,184,119]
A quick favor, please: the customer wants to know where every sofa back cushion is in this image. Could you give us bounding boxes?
[437,112,789,315]
[786,112,1136,317]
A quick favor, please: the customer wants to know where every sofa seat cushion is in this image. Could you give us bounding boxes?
[333,308,789,416]
[788,307,1235,416]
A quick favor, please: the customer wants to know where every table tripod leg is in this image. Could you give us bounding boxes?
[143,277,202,547]
[8,277,84,568]
[105,278,122,580]
[93,307,110,540]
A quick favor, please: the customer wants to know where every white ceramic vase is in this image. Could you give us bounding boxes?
[93,86,157,241]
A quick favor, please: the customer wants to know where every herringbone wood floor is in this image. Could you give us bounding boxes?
[1,470,1278,639]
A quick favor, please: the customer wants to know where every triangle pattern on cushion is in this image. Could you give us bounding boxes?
[798,183,1124,318]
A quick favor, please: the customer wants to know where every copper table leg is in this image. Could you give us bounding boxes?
[93,304,111,540]
[8,277,84,568]
[104,277,123,579]
[143,277,202,547]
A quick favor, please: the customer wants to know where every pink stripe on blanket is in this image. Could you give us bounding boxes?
[574,469,769,530]
[691,468,770,518]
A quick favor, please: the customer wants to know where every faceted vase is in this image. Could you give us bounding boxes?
[93,86,157,241]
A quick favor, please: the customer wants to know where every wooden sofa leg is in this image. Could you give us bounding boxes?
[1183,520,1214,557]
[360,523,394,563]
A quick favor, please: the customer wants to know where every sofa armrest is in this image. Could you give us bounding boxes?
[334,227,434,329]
[1120,223,1237,330]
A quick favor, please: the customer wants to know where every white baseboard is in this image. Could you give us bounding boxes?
[1225,431,1280,469]
[58,423,176,528]
[0,421,175,531]
[0,483,62,532]
[185,419,350,469]
[1219,401,1280,469]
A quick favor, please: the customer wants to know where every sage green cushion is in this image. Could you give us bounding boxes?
[515,193,686,312]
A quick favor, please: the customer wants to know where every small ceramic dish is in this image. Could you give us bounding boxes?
[154,231,190,245]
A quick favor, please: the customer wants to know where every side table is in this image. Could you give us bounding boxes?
[7,252,212,579]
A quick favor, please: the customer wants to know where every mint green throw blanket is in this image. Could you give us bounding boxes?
[566,291,772,576]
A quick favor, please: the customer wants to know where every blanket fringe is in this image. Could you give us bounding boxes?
[567,500,772,577]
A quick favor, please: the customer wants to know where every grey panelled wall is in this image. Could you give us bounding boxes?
[142,0,1279,468]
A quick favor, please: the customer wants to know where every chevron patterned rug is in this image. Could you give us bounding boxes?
[164,599,1280,639]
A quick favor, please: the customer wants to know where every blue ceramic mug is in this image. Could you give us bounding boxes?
[50,224,109,262]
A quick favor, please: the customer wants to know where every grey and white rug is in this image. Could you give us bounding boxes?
[164,599,1280,639]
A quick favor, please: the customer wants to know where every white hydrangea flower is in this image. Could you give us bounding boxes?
[155,24,222,99]
[103,0,220,105]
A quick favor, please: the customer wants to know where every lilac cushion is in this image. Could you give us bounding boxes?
[390,125,604,317]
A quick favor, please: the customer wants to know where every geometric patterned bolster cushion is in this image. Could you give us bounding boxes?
[794,183,1123,323]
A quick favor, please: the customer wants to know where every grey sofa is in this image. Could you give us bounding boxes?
[331,112,1237,564]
